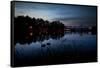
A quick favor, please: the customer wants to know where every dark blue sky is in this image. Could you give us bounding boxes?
[15,2,97,26]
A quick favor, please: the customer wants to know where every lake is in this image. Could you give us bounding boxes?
[14,31,97,66]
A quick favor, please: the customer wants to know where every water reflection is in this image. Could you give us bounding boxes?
[15,32,64,44]
[15,31,96,45]
[14,31,97,66]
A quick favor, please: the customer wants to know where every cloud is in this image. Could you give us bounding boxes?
[52,16,96,26]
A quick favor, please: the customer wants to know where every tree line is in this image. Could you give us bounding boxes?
[14,16,65,44]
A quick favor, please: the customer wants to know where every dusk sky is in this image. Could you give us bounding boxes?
[15,2,97,26]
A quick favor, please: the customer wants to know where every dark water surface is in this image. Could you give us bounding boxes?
[14,32,97,66]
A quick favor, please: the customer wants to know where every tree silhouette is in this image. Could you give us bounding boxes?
[14,16,65,44]
[14,15,96,44]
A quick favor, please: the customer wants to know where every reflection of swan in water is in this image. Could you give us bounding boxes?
[41,44,46,47]
[47,43,51,45]
[40,42,52,58]
[41,43,51,47]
